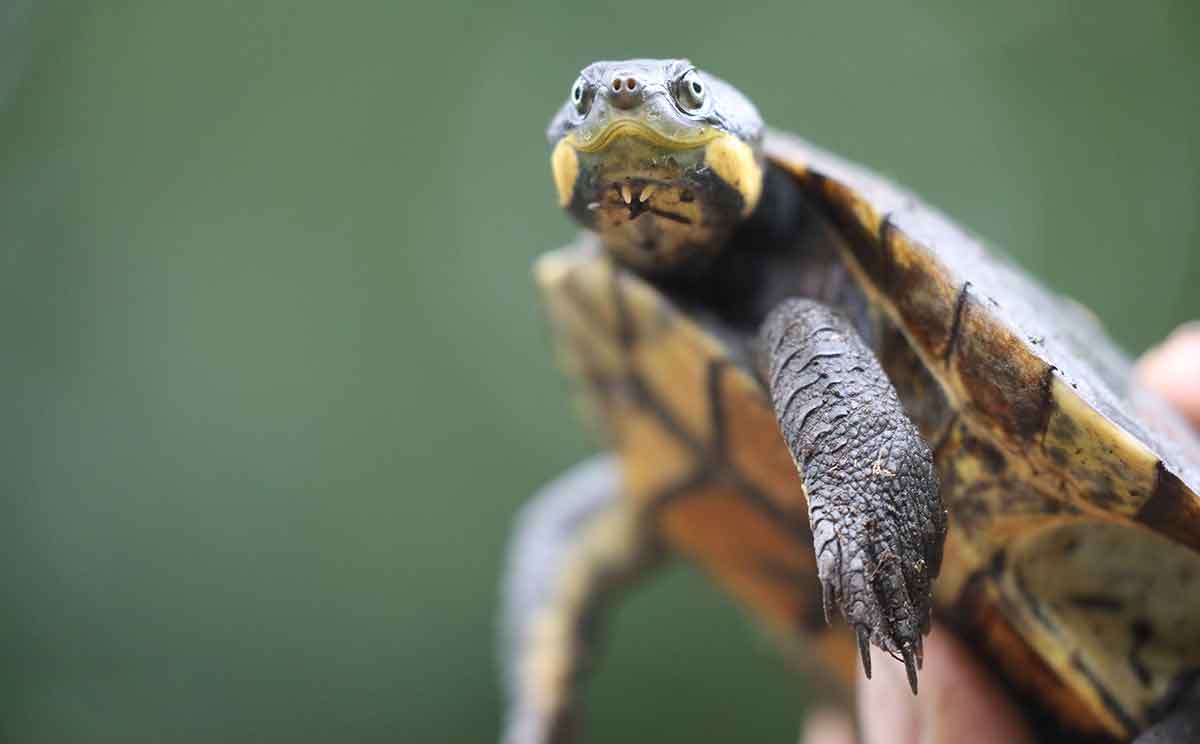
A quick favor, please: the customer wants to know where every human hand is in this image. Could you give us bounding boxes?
[802,323,1200,744]
[1136,323,1200,426]
[801,627,1035,744]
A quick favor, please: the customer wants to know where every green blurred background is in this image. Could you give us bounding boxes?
[2,2,1197,742]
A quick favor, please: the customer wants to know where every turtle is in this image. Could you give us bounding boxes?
[500,58,1200,744]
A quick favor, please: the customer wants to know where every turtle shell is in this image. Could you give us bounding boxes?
[536,131,1200,742]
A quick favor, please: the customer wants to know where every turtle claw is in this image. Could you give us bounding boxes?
[902,643,919,695]
[857,626,872,679]
[822,581,834,625]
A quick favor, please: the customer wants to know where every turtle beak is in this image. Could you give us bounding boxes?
[552,127,761,219]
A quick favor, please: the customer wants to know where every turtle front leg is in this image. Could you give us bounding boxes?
[760,298,947,693]
[500,455,663,744]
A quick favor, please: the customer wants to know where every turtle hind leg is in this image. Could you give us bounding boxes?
[760,298,948,693]
[500,454,663,744]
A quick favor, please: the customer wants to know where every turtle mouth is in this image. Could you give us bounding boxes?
[588,178,694,225]
[549,123,763,274]
[563,129,711,228]
[566,117,720,153]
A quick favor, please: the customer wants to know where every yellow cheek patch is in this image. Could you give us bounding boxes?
[705,134,763,215]
[550,139,579,207]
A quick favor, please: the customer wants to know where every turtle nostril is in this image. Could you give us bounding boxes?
[608,74,644,108]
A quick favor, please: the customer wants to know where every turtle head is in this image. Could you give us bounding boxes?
[547,59,764,274]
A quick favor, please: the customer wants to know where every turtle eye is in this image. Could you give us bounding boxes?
[675,69,706,112]
[571,77,590,115]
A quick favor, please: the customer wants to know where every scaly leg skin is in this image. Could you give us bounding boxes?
[760,298,947,693]
[500,455,662,744]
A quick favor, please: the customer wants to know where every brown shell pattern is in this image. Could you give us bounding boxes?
[536,131,1200,741]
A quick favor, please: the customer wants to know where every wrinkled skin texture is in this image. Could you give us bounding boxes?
[762,299,945,690]
[803,324,1200,744]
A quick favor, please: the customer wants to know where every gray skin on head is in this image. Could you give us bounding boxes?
[545,58,763,150]
[546,59,767,274]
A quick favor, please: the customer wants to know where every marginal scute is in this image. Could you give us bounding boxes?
[952,292,1050,441]
[1047,378,1160,517]
[883,231,960,361]
[798,170,960,368]
[1137,464,1200,552]
[825,178,882,243]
